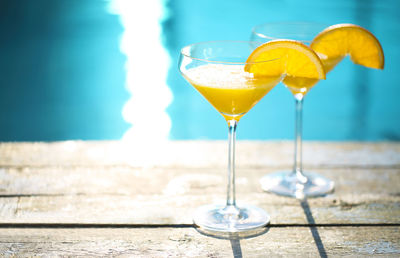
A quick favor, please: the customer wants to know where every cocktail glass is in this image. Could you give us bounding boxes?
[251,22,336,199]
[179,41,282,233]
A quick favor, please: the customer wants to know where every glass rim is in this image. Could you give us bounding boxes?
[180,40,280,65]
[251,21,329,42]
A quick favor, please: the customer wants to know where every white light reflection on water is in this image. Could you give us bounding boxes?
[108,0,172,145]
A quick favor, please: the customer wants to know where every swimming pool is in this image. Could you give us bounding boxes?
[0,0,399,141]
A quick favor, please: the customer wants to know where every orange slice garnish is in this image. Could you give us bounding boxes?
[245,40,325,95]
[311,23,384,70]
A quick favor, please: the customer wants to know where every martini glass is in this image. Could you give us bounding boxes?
[251,22,336,199]
[179,41,282,233]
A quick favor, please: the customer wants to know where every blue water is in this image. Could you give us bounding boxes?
[0,0,399,141]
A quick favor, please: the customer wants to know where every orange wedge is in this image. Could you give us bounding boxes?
[311,24,384,70]
[245,40,326,95]
[245,40,326,79]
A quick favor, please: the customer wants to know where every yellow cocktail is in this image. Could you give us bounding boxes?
[184,64,281,121]
[179,40,283,234]
[250,22,384,198]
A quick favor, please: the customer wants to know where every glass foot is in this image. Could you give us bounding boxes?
[260,171,334,199]
[193,204,270,233]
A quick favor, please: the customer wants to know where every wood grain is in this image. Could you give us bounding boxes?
[0,165,398,225]
[0,227,398,257]
[0,141,399,168]
[0,141,399,256]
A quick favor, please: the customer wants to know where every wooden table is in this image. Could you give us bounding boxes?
[0,141,399,256]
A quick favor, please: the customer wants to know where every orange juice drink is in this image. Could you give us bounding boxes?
[184,64,281,121]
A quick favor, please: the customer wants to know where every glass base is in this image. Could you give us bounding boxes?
[260,171,334,199]
[193,204,270,233]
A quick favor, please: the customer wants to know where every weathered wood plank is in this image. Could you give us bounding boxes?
[0,141,399,168]
[0,166,398,196]
[0,166,399,225]
[0,193,398,225]
[0,227,398,257]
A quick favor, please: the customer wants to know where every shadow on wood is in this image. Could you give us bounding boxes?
[301,200,327,258]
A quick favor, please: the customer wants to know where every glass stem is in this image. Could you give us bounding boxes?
[226,119,238,207]
[293,95,307,183]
